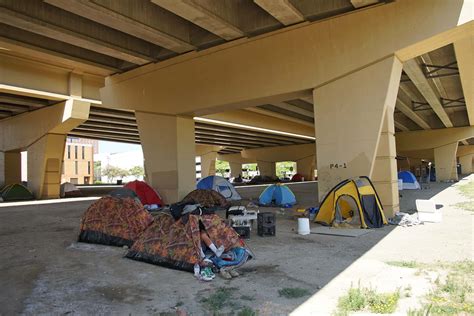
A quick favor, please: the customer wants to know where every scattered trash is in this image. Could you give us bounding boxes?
[388,212,423,226]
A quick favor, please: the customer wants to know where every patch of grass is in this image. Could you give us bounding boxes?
[278,287,310,299]
[237,306,257,316]
[335,285,399,315]
[201,287,238,313]
[175,301,184,307]
[456,180,474,199]
[386,261,422,269]
[454,201,474,212]
[240,295,255,301]
[410,260,474,315]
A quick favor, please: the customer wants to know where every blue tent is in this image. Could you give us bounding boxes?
[259,184,296,206]
[197,175,241,200]
[398,171,421,190]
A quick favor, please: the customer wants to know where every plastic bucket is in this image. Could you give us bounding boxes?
[297,218,310,235]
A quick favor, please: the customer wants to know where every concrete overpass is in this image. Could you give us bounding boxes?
[0,0,473,216]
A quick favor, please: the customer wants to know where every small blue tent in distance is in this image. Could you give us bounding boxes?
[197,175,242,200]
[259,184,296,206]
[398,171,421,190]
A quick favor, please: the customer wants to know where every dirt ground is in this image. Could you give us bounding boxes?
[0,177,472,315]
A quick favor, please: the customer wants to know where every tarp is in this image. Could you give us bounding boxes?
[126,212,251,272]
[78,196,154,246]
[60,182,82,198]
[315,176,387,229]
[182,189,230,208]
[0,183,34,201]
[124,180,163,206]
[259,184,296,206]
[197,175,241,200]
[398,171,421,190]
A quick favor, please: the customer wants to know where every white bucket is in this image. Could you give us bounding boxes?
[297,218,310,235]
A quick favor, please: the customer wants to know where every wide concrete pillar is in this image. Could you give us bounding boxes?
[434,142,459,181]
[296,155,315,181]
[459,154,473,174]
[27,134,66,199]
[136,112,196,204]
[313,55,402,215]
[257,160,276,177]
[0,151,22,188]
[229,162,242,178]
[200,151,217,178]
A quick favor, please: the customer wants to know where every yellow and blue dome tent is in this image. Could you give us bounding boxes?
[315,176,387,228]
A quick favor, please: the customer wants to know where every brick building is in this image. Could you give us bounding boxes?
[61,137,97,185]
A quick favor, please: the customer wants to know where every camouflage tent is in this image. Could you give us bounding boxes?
[181,189,230,208]
[78,196,154,247]
[126,213,249,272]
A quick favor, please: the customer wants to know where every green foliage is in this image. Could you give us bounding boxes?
[201,287,238,312]
[215,160,230,177]
[128,165,144,178]
[456,180,474,199]
[336,285,399,315]
[240,295,254,301]
[278,287,310,299]
[237,306,257,316]
[93,161,101,181]
[101,165,129,182]
[454,201,474,212]
[408,260,474,315]
[275,161,296,178]
[386,261,423,269]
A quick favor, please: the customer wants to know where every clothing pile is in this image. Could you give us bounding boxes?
[388,212,423,227]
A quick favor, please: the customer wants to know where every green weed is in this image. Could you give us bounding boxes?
[237,306,257,316]
[336,285,399,315]
[201,287,238,312]
[454,201,474,212]
[386,261,422,269]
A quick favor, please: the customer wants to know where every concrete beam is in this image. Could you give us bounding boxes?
[241,143,316,162]
[403,58,453,127]
[151,0,244,40]
[0,99,90,152]
[350,0,379,9]
[396,126,474,152]
[45,0,196,54]
[457,145,474,157]
[454,36,474,125]
[0,7,152,65]
[254,0,304,26]
[394,120,410,132]
[395,97,431,130]
[246,107,314,127]
[271,102,314,118]
[102,0,473,115]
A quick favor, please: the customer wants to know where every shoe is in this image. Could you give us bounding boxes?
[229,269,239,277]
[201,267,215,280]
[219,270,232,280]
[215,245,225,257]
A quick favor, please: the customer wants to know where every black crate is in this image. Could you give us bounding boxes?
[233,226,251,239]
[257,224,275,237]
[257,212,276,226]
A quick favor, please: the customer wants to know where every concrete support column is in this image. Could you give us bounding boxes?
[257,160,276,177]
[434,142,459,181]
[372,110,400,215]
[27,134,66,199]
[313,55,402,214]
[229,162,242,178]
[200,151,218,178]
[0,151,22,188]
[296,155,315,181]
[136,112,196,204]
[459,154,473,174]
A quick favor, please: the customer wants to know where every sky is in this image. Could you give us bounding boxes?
[98,141,142,154]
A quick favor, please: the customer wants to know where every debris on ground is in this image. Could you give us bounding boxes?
[388,212,423,227]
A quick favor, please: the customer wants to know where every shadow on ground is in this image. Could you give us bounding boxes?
[0,178,464,315]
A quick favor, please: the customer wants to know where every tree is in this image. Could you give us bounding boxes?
[93,161,101,182]
[276,161,296,179]
[129,165,145,179]
[102,165,128,183]
[215,160,230,177]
